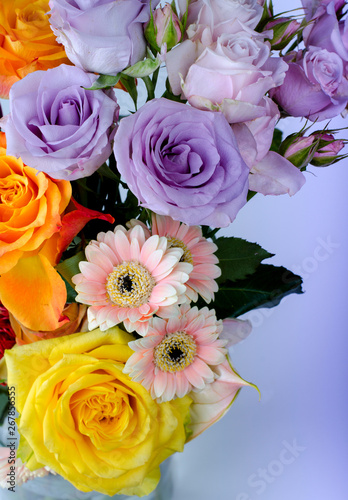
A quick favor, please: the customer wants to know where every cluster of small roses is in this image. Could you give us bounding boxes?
[72,214,248,402]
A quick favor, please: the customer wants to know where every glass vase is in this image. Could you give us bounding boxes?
[0,458,173,500]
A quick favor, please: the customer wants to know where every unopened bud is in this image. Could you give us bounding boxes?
[145,4,182,53]
[310,133,345,166]
[283,135,316,169]
[265,17,302,50]
[282,131,346,168]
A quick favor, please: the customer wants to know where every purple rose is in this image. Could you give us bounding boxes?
[271,49,348,121]
[114,98,249,227]
[49,0,159,75]
[301,0,345,21]
[303,2,348,60]
[3,64,119,180]
[304,46,346,99]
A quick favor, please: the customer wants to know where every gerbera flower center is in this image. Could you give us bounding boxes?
[166,236,193,264]
[154,331,196,372]
[106,262,155,308]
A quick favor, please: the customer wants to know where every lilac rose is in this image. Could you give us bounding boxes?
[3,64,119,180]
[271,48,348,121]
[49,0,159,75]
[114,98,250,227]
[301,0,345,21]
[303,1,348,61]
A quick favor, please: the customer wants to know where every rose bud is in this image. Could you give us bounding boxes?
[145,4,182,53]
[265,17,302,50]
[310,133,346,166]
[282,134,316,169]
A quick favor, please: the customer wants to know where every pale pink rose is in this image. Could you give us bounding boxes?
[188,358,256,439]
[247,150,306,195]
[166,38,205,95]
[186,0,263,41]
[232,111,306,196]
[240,97,280,162]
[167,25,288,123]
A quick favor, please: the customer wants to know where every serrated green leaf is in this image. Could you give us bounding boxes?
[212,264,303,319]
[122,57,161,78]
[215,237,274,282]
[56,251,85,289]
[84,73,121,90]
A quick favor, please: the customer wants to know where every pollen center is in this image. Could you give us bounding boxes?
[166,236,193,264]
[154,331,196,372]
[106,262,155,308]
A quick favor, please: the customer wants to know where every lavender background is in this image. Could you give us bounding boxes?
[1,0,348,495]
[1,100,346,500]
[169,112,348,500]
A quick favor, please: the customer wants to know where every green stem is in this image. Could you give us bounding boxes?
[142,76,155,101]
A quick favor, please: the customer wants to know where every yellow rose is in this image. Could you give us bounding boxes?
[0,0,70,98]
[4,327,192,496]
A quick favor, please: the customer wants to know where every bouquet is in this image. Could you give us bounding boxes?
[0,0,346,497]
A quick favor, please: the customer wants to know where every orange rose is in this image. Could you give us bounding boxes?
[0,144,71,331]
[9,303,88,345]
[0,0,70,98]
[0,143,71,274]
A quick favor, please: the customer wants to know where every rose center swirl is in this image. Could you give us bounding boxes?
[154,331,197,372]
[166,236,193,264]
[106,262,155,308]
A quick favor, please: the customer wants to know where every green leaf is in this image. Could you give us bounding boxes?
[215,237,274,282]
[17,429,35,465]
[0,386,9,426]
[270,128,283,152]
[119,74,138,110]
[212,264,303,319]
[97,162,119,182]
[84,73,121,90]
[162,77,187,103]
[122,57,161,78]
[56,251,85,289]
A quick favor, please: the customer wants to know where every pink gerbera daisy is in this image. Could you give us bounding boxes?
[72,225,193,335]
[0,447,52,488]
[128,214,221,303]
[123,304,228,402]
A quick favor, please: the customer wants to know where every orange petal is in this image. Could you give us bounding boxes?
[0,254,67,331]
[0,132,6,151]
[55,198,115,262]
